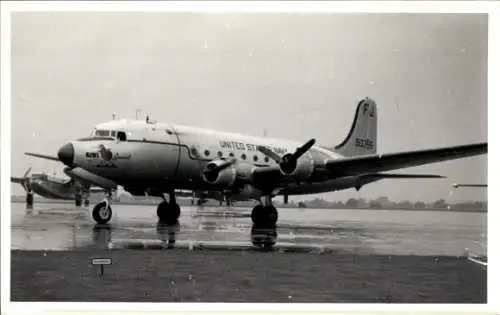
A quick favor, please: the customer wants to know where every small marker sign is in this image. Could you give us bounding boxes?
[91,258,112,276]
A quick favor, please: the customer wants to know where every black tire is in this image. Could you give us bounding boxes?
[92,201,112,224]
[251,205,265,225]
[251,205,278,227]
[157,202,181,223]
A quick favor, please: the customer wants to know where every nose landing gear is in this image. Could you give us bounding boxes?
[92,190,113,224]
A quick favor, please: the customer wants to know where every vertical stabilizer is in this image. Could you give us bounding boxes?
[333,97,377,157]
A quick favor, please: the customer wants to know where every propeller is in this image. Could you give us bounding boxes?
[202,158,237,178]
[257,138,316,174]
[11,167,33,193]
[257,139,316,204]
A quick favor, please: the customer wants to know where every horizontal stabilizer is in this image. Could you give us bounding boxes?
[326,142,486,177]
[362,173,446,179]
[453,183,487,188]
[25,152,60,162]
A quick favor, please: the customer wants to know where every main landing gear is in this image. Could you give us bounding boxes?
[92,191,113,224]
[250,196,278,249]
[26,192,34,209]
[156,191,181,224]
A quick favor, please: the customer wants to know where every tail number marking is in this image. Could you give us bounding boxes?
[355,138,374,150]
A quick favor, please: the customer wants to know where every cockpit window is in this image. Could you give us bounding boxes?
[95,129,110,137]
[117,131,127,141]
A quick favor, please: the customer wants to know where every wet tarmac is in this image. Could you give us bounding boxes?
[11,202,487,256]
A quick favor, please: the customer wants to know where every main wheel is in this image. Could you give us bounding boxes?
[92,201,112,224]
[157,202,181,224]
[251,205,278,227]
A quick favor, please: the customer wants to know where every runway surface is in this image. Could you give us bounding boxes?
[10,202,488,303]
[11,202,487,256]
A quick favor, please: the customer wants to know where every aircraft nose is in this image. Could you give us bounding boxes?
[57,143,74,166]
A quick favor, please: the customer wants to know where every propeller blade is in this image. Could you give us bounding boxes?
[22,181,32,193]
[23,167,32,178]
[256,145,282,163]
[290,138,316,161]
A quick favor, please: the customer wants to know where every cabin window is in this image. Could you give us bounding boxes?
[264,156,270,163]
[191,147,198,156]
[253,155,258,162]
[229,152,235,158]
[111,131,116,137]
[217,151,223,158]
[204,150,210,157]
[117,131,127,141]
[241,154,247,160]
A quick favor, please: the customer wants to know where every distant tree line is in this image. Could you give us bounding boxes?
[289,196,486,212]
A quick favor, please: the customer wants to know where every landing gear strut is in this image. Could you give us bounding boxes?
[92,190,113,224]
[75,195,82,207]
[250,195,278,249]
[157,191,181,224]
[26,192,34,208]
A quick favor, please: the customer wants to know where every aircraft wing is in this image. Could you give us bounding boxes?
[324,142,486,177]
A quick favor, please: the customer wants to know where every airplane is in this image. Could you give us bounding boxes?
[25,97,487,247]
[11,166,129,207]
[452,183,487,189]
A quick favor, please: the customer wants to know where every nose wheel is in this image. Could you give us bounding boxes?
[92,201,112,224]
[91,190,113,224]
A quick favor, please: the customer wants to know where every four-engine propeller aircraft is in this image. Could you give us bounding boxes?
[25,97,487,247]
[11,166,94,207]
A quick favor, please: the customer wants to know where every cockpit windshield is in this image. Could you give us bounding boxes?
[94,129,111,137]
[89,128,127,141]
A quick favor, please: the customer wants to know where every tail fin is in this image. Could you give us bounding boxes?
[333,97,377,157]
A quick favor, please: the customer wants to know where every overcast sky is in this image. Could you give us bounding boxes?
[10,12,487,203]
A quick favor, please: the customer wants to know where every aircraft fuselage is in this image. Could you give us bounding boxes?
[61,119,367,199]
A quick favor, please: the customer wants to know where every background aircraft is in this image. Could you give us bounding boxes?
[26,97,487,248]
[11,166,130,207]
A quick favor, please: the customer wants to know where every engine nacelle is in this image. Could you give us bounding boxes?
[202,160,237,186]
[279,154,315,181]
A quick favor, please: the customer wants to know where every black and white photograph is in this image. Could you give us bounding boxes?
[1,1,496,314]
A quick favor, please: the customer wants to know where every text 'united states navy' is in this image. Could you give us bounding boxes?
[219,140,288,154]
